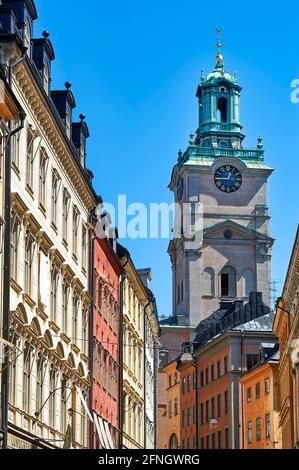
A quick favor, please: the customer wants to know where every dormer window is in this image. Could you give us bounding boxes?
[24,19,31,56]
[43,61,49,94]
[65,107,71,138]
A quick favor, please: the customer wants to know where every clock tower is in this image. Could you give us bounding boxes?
[167,32,274,329]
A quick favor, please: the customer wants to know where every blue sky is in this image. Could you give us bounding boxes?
[35,0,299,316]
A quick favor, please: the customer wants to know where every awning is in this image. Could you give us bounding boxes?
[103,419,115,449]
[98,416,110,449]
[75,385,93,422]
[93,412,105,448]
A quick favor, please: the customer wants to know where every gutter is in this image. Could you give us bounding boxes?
[88,219,95,449]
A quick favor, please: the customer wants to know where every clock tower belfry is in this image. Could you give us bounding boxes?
[167,30,274,329]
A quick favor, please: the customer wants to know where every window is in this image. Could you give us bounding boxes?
[206,435,210,449]
[217,394,221,417]
[193,371,196,390]
[211,397,215,418]
[211,364,215,381]
[256,382,261,399]
[265,414,270,439]
[200,371,204,387]
[36,355,44,415]
[25,232,35,297]
[168,374,172,388]
[23,345,31,414]
[182,409,185,426]
[169,434,178,449]
[218,430,222,449]
[72,207,80,257]
[203,267,215,296]
[11,119,20,167]
[193,436,197,449]
[82,225,87,270]
[247,387,252,403]
[187,437,191,449]
[187,408,191,426]
[50,265,59,323]
[66,107,71,139]
[62,280,70,334]
[212,433,216,449]
[26,126,35,188]
[49,367,58,428]
[10,212,21,281]
[82,309,88,356]
[217,97,228,122]
[256,417,261,441]
[247,354,259,371]
[264,378,270,394]
[217,360,221,378]
[205,400,209,423]
[51,170,60,226]
[193,405,196,425]
[200,402,204,425]
[224,356,228,374]
[24,19,31,55]
[248,421,252,444]
[168,401,172,418]
[205,367,209,384]
[181,377,186,395]
[174,372,178,384]
[220,266,236,297]
[187,375,191,393]
[174,398,178,416]
[224,390,229,414]
[225,428,229,449]
[200,437,204,449]
[62,189,70,243]
[61,377,67,434]
[39,149,48,208]
[43,61,50,93]
[73,296,79,344]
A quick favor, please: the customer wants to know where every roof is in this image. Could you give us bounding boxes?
[232,312,275,333]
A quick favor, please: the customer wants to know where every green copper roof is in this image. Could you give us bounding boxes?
[204,64,238,86]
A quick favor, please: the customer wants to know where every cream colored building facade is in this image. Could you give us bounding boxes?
[117,244,146,449]
[0,0,98,449]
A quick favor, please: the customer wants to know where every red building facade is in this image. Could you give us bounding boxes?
[91,234,122,448]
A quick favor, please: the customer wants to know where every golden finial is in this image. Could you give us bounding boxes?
[212,27,224,66]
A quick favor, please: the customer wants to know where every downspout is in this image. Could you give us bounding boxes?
[195,358,199,449]
[1,53,26,449]
[88,220,95,449]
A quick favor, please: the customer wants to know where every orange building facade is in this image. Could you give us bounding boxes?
[157,359,181,449]
[239,350,281,449]
[177,350,197,449]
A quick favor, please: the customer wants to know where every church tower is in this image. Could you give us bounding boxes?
[168,30,274,329]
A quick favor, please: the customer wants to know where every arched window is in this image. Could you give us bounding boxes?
[202,267,215,297]
[169,433,179,449]
[242,269,254,297]
[24,19,31,56]
[217,97,228,123]
[220,266,236,298]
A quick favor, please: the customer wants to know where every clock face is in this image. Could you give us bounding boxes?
[214,165,242,193]
[177,177,184,200]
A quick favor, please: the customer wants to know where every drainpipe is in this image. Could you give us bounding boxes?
[240,333,245,449]
[143,301,150,449]
[195,358,199,449]
[1,50,27,449]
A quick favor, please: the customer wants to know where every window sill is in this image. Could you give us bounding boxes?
[60,333,71,345]
[51,221,58,234]
[38,203,46,217]
[49,320,60,334]
[71,344,80,354]
[25,183,34,199]
[11,277,22,294]
[36,303,48,321]
[62,238,68,250]
[12,162,21,179]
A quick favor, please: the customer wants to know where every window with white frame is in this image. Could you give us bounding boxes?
[24,19,31,56]
[39,148,48,208]
[43,61,50,94]
[72,206,80,258]
[11,119,20,167]
[10,212,22,282]
[60,377,68,434]
[36,354,46,415]
[25,231,35,297]
[62,189,71,243]
[50,265,59,323]
[26,126,35,188]
[49,366,58,428]
[23,344,32,414]
[81,225,87,271]
[62,280,70,334]
[72,295,79,344]
[51,169,61,226]
[82,308,88,355]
